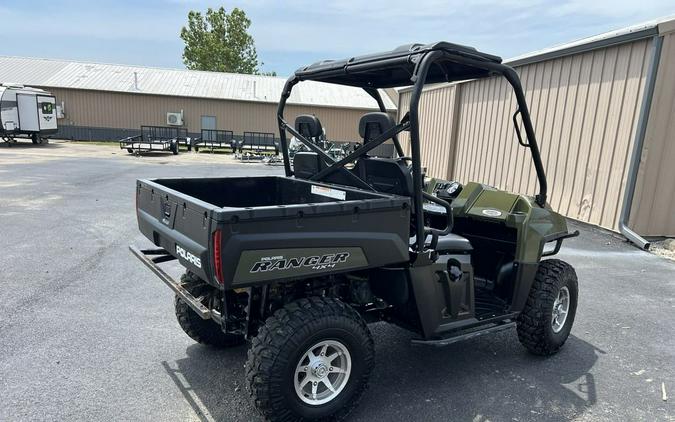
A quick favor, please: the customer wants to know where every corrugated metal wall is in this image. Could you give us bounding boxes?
[630,31,675,236]
[398,38,655,233]
[49,88,376,142]
[397,85,460,179]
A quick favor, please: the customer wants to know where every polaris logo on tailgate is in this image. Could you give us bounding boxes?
[176,244,202,268]
[251,252,350,273]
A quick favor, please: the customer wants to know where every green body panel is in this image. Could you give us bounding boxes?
[233,247,369,284]
[465,189,519,223]
[453,182,569,263]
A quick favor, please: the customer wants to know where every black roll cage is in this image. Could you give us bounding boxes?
[276,45,548,253]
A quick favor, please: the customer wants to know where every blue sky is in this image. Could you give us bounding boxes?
[2,0,674,76]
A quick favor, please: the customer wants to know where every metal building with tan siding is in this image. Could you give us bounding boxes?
[0,57,396,142]
[397,16,675,242]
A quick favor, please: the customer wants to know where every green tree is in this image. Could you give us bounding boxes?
[180,7,274,75]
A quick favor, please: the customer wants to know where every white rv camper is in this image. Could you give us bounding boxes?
[0,84,58,145]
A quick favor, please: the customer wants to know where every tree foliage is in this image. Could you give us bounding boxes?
[180,7,274,75]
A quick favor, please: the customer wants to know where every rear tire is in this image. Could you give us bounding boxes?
[246,297,374,422]
[31,133,39,144]
[171,140,178,155]
[517,259,578,356]
[174,272,244,348]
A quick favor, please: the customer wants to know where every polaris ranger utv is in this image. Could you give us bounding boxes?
[130,42,579,421]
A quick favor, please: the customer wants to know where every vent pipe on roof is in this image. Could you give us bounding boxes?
[618,35,663,250]
[133,72,140,91]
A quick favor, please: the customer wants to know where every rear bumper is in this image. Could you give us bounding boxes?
[129,245,222,323]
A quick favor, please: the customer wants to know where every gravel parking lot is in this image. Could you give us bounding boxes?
[1,141,673,421]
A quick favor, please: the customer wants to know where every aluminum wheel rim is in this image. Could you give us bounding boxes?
[551,286,570,333]
[294,339,352,405]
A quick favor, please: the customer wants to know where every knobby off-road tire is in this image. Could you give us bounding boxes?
[174,272,245,348]
[517,259,578,356]
[246,297,374,422]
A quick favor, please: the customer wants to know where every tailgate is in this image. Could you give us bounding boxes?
[135,179,216,283]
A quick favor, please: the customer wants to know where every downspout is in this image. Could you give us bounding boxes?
[618,35,663,250]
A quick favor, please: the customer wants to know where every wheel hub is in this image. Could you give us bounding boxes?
[551,286,570,333]
[294,340,352,405]
[311,362,329,378]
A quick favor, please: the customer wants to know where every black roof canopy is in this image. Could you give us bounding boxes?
[294,42,502,88]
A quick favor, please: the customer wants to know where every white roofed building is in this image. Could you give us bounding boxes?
[0,56,396,142]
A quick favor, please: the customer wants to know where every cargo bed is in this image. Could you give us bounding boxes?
[136,176,411,288]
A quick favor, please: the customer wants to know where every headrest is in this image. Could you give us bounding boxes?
[294,114,323,138]
[358,112,395,142]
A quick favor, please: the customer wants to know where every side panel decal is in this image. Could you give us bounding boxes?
[233,247,368,284]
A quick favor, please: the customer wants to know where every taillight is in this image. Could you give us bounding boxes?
[212,229,224,284]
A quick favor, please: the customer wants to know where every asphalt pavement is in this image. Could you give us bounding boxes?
[0,141,673,421]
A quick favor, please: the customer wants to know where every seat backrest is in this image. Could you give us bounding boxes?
[368,143,396,158]
[293,152,322,179]
[353,157,413,196]
[293,151,362,187]
[353,112,412,196]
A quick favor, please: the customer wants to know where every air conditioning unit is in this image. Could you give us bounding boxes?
[166,111,183,126]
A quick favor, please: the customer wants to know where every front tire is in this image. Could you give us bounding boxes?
[517,259,578,356]
[174,272,244,348]
[246,297,374,422]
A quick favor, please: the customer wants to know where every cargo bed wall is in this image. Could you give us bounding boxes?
[136,176,412,288]
[156,176,380,208]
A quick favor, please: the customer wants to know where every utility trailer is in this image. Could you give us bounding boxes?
[194,129,234,153]
[0,84,57,145]
[119,125,186,155]
[130,41,580,421]
[234,131,279,160]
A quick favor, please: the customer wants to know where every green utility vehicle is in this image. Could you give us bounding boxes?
[130,42,579,421]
